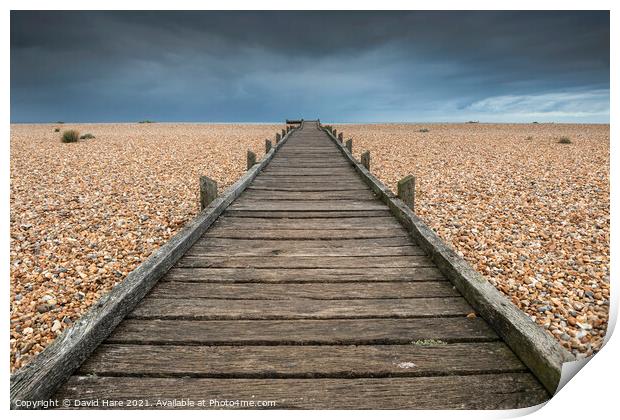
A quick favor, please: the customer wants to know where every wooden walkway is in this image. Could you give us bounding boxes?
[54,122,549,409]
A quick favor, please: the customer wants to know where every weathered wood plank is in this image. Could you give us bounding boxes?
[78,342,526,377]
[162,267,446,283]
[129,297,472,320]
[212,216,402,230]
[224,210,392,218]
[187,245,424,257]
[176,255,435,269]
[195,236,414,249]
[148,281,457,299]
[269,161,352,168]
[188,241,424,257]
[108,317,499,345]
[251,177,367,186]
[239,190,377,200]
[230,201,388,211]
[247,185,370,192]
[261,170,357,176]
[56,374,549,409]
[203,227,408,240]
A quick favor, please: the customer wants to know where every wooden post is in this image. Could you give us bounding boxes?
[338,133,343,142]
[276,133,281,143]
[332,128,337,137]
[361,151,371,170]
[265,139,272,154]
[398,175,416,210]
[282,129,286,137]
[247,149,257,170]
[199,176,218,210]
[345,138,352,153]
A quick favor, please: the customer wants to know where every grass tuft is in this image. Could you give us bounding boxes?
[558,136,572,144]
[54,128,60,132]
[60,130,80,143]
[419,128,429,133]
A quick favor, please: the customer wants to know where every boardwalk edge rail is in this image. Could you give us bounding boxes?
[9,122,302,409]
[319,122,575,395]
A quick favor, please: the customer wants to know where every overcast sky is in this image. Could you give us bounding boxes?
[10,11,610,123]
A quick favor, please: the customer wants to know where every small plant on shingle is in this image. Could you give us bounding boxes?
[558,136,572,144]
[60,130,80,143]
[138,120,155,124]
[54,128,60,132]
[526,136,533,140]
[80,133,95,139]
[419,128,429,133]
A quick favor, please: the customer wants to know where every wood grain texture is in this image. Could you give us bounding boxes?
[56,374,549,409]
[240,190,377,200]
[107,317,499,345]
[78,342,526,377]
[148,281,458,299]
[203,227,408,240]
[194,235,415,249]
[188,240,424,257]
[224,210,392,218]
[176,255,435,269]
[162,267,447,283]
[129,297,473,320]
[211,216,402,230]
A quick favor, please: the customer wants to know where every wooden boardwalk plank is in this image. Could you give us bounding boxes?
[203,228,407,239]
[188,241,424,257]
[78,342,526,377]
[129,297,473,320]
[176,255,434,269]
[56,374,548,409]
[194,236,415,248]
[212,216,401,230]
[239,190,377,200]
[107,317,499,345]
[251,178,368,186]
[229,201,387,211]
[162,267,446,283]
[148,281,458,299]
[248,185,369,192]
[224,210,392,218]
[263,166,355,177]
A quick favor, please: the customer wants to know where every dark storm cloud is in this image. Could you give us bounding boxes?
[10,11,610,122]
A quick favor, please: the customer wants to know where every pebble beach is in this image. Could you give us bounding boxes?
[10,123,278,371]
